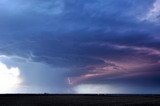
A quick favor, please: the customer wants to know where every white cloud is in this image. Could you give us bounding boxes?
[0,62,21,93]
[140,0,160,22]
[0,54,68,93]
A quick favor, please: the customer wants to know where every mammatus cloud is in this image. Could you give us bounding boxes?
[0,62,21,93]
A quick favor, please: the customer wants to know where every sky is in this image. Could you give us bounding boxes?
[0,0,160,94]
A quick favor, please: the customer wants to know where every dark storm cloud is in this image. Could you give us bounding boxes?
[0,0,160,93]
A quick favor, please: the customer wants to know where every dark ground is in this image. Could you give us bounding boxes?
[0,94,160,106]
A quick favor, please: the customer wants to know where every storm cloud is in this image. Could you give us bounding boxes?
[0,0,160,93]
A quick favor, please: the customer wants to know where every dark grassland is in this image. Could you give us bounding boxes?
[0,94,160,106]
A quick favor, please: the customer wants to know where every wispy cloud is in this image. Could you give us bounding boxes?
[140,0,160,22]
[110,43,160,57]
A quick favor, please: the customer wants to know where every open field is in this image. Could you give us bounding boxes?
[0,94,160,106]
